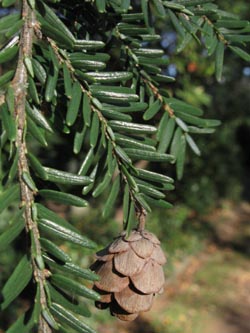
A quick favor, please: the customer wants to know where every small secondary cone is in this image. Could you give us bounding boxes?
[90,229,167,321]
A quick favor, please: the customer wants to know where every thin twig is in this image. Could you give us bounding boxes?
[137,208,147,231]
[12,1,51,332]
[115,29,175,118]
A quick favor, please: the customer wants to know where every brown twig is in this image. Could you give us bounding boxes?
[116,29,175,118]
[144,79,175,117]
[136,208,147,232]
[12,1,51,332]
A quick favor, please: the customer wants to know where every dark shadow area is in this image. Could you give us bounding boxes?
[199,201,250,256]
[201,222,250,256]
[236,124,250,201]
[129,316,157,333]
[222,305,250,333]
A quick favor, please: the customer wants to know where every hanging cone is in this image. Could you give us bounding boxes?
[90,229,167,321]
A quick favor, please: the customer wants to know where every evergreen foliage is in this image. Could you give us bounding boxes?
[0,0,250,332]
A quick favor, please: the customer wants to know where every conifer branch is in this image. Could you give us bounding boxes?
[46,40,147,228]
[12,1,51,332]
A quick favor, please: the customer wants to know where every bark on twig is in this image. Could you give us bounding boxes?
[137,208,147,231]
[12,1,51,332]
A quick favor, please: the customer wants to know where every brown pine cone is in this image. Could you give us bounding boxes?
[90,229,166,321]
